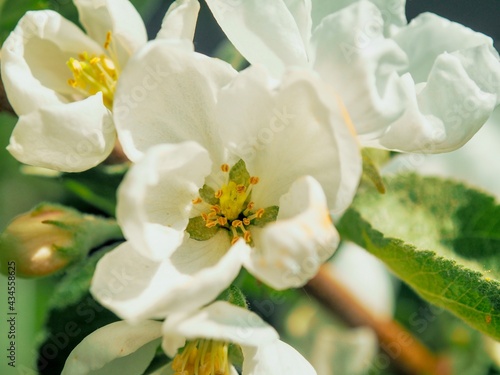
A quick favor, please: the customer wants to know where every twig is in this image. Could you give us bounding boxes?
[305,266,451,375]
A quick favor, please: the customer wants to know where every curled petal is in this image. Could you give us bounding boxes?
[74,0,147,67]
[162,301,278,357]
[116,142,211,261]
[205,0,308,76]
[1,10,103,115]
[246,176,339,290]
[376,13,500,153]
[113,40,236,162]
[217,66,361,213]
[157,0,200,43]
[62,320,162,375]
[310,0,409,138]
[7,94,115,172]
[242,340,317,375]
[91,236,248,320]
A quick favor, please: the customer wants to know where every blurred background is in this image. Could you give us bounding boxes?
[0,0,498,374]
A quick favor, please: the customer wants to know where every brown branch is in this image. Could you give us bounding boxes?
[305,266,451,375]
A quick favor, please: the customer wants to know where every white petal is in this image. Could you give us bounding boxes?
[217,66,361,212]
[74,0,147,67]
[1,10,103,115]
[310,0,407,35]
[7,94,115,172]
[114,40,236,162]
[310,1,409,138]
[62,320,162,375]
[162,301,278,357]
[242,340,316,375]
[91,236,248,321]
[156,0,200,43]
[246,176,339,290]
[283,0,312,53]
[205,0,308,77]
[376,13,500,153]
[116,142,211,261]
[331,242,395,318]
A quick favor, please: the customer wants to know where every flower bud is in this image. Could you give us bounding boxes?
[0,203,122,278]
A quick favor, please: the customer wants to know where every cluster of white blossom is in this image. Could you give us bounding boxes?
[2,0,499,373]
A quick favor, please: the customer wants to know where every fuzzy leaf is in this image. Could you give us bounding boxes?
[338,174,500,340]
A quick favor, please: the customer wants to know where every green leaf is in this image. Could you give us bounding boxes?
[60,164,127,216]
[185,215,219,241]
[37,244,121,375]
[338,174,500,340]
[229,159,250,187]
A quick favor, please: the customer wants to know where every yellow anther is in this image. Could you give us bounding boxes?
[221,164,230,173]
[247,202,255,210]
[89,56,100,65]
[231,236,240,245]
[250,176,259,185]
[232,220,243,228]
[243,231,252,243]
[243,218,250,226]
[192,197,202,204]
[211,205,221,214]
[218,217,228,226]
[206,220,218,228]
[215,189,223,199]
[255,208,265,219]
[104,31,112,50]
[201,213,209,221]
[236,185,246,193]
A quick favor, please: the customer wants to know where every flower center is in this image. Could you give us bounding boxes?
[190,160,274,245]
[66,31,120,109]
[171,339,231,375]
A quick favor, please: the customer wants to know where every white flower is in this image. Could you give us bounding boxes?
[62,301,317,375]
[1,0,200,172]
[90,40,361,320]
[205,0,500,153]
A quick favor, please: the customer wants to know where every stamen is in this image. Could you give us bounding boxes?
[236,185,246,193]
[221,164,230,173]
[217,217,228,226]
[206,220,218,228]
[250,176,259,185]
[231,236,240,245]
[104,31,112,50]
[243,218,250,226]
[243,231,252,243]
[192,197,202,204]
[232,220,243,228]
[215,189,223,199]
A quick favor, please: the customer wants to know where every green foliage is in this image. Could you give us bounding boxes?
[60,164,127,216]
[338,174,500,340]
[37,244,121,374]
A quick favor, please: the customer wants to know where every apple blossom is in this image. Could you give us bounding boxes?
[89,40,361,320]
[1,0,200,172]
[62,302,317,375]
[205,0,500,153]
